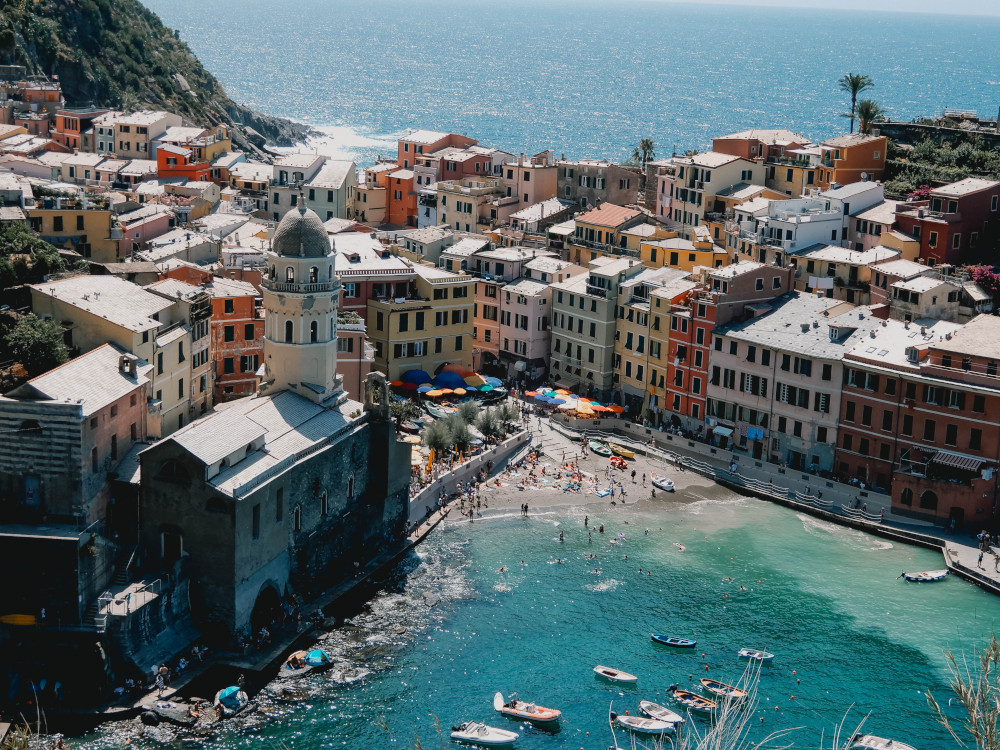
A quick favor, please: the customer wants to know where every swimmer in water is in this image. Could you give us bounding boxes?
[498,566,507,573]
[740,585,747,591]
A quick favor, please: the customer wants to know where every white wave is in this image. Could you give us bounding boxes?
[272,124,401,162]
[796,513,893,551]
[585,578,623,592]
[494,583,513,592]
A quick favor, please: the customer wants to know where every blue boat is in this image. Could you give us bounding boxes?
[651,634,696,648]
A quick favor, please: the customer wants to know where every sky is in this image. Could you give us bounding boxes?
[639,0,999,16]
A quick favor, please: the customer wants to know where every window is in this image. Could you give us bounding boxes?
[973,394,986,413]
[970,429,983,450]
[902,414,913,436]
[861,405,872,427]
[252,504,261,539]
[919,490,938,511]
[900,488,913,506]
[224,357,234,374]
[455,336,463,350]
[755,278,763,291]
[945,424,958,446]
[730,341,738,356]
[224,325,235,342]
[817,426,828,443]
[822,363,832,381]
[244,323,255,340]
[285,320,294,342]
[224,299,234,314]
[881,410,892,432]
[276,488,284,522]
[178,378,184,398]
[842,433,853,451]
[845,401,856,422]
[923,419,936,441]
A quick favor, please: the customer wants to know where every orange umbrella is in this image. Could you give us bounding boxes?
[525,391,538,397]
[441,363,475,377]
[389,381,403,386]
[555,389,572,396]
[453,388,467,396]
[438,388,454,395]
[425,389,444,397]
[591,404,611,412]
[608,405,625,414]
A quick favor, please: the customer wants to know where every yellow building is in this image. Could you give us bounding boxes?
[25,194,119,263]
[793,244,899,305]
[879,229,921,261]
[645,278,698,424]
[640,235,727,271]
[564,203,646,264]
[367,264,474,379]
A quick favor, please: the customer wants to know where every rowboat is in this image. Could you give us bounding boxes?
[651,634,696,648]
[739,648,774,662]
[589,440,613,457]
[851,734,917,750]
[611,712,676,735]
[213,686,249,717]
[610,456,628,470]
[699,678,748,700]
[638,700,685,725]
[450,721,519,745]
[400,420,421,433]
[594,665,638,683]
[650,472,674,492]
[493,692,561,725]
[608,442,634,459]
[900,569,948,582]
[278,648,332,679]
[670,686,717,715]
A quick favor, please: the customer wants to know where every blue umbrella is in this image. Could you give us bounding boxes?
[402,369,432,384]
[433,371,467,389]
[549,398,566,405]
[417,385,433,393]
[484,376,503,387]
[534,394,549,402]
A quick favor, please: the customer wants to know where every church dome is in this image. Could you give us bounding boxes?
[271,206,330,258]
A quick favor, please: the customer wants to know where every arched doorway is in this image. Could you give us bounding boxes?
[250,583,282,635]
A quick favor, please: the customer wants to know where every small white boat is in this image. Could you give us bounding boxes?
[900,569,948,582]
[674,542,685,551]
[638,700,685,725]
[594,665,638,683]
[493,692,561,724]
[650,472,674,492]
[851,734,917,750]
[611,712,676,735]
[700,678,748,700]
[450,721,519,746]
[739,648,774,662]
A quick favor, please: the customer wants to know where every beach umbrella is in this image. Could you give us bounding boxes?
[398,382,418,391]
[588,401,605,407]
[402,369,432,384]
[438,388,454,395]
[441,363,475,378]
[479,384,494,392]
[576,403,595,414]
[534,394,549,402]
[559,401,579,410]
[417,385,433,393]
[608,405,625,414]
[464,374,487,387]
[549,398,566,405]
[592,404,611,412]
[453,388,467,396]
[433,371,467,389]
[389,381,403,387]
[425,389,444,397]
[524,390,538,397]
[484,376,503,387]
[555,389,572,396]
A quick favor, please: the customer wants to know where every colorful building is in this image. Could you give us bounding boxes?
[814,133,887,190]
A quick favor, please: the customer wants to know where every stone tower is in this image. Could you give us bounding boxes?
[260,205,344,404]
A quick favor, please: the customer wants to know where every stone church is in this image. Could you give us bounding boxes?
[138,206,410,643]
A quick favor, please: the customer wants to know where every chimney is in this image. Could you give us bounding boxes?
[800,322,810,332]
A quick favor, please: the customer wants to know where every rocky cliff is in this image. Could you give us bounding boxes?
[0,0,312,151]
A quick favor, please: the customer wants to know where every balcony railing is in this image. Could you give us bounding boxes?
[585,284,608,298]
[264,280,341,293]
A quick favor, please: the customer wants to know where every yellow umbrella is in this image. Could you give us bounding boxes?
[464,374,487,387]
[453,387,467,396]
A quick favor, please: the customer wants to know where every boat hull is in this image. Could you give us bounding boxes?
[638,700,685,725]
[902,570,948,582]
[699,678,748,700]
[450,722,519,746]
[594,665,638,683]
[651,634,696,648]
[670,688,717,715]
[739,648,775,662]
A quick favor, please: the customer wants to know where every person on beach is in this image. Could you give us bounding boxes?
[631,469,636,483]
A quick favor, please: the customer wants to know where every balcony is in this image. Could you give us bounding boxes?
[767,155,814,168]
[585,284,609,298]
[264,280,341,294]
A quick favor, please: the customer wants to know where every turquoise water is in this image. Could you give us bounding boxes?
[142,0,1000,164]
[88,491,1000,749]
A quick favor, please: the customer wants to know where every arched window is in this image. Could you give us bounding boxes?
[328,265,333,280]
[310,321,318,342]
[900,487,913,506]
[919,490,938,510]
[269,265,275,280]
[347,474,355,499]
[286,266,295,283]
[321,490,328,516]
[330,319,335,338]
[158,460,189,483]
[285,320,294,343]
[309,266,319,283]
[293,504,302,532]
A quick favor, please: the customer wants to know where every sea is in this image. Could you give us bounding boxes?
[82,491,1000,749]
[141,0,1000,165]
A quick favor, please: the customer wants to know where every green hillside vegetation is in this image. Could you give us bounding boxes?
[883,133,1000,197]
[0,0,309,146]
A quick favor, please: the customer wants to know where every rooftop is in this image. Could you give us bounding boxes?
[307,159,355,190]
[575,202,641,228]
[846,317,961,370]
[869,258,929,279]
[274,153,323,169]
[711,260,765,279]
[116,110,173,126]
[335,233,413,276]
[442,237,490,258]
[796,244,898,266]
[715,182,771,201]
[680,152,742,168]
[933,315,1000,359]
[147,278,205,302]
[405,225,452,244]
[412,263,469,284]
[892,275,952,294]
[854,200,900,225]
[503,278,549,297]
[157,126,208,144]
[30,275,176,333]
[932,177,1000,198]
[822,133,884,148]
[509,197,574,223]
[401,129,451,145]
[3,343,151,418]
[715,128,811,144]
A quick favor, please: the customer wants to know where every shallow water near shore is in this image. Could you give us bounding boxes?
[83,489,1000,749]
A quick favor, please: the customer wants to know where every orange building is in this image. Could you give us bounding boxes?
[815,133,887,189]
[711,128,811,161]
[156,144,212,182]
[385,168,417,228]
[397,129,476,170]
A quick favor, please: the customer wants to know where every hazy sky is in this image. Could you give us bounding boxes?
[641,0,999,16]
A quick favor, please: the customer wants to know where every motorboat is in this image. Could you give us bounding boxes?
[638,700,685,725]
[699,678,748,700]
[607,442,634,459]
[493,692,561,725]
[651,634,695,648]
[610,712,676,735]
[278,648,332,679]
[213,686,248,717]
[851,734,917,750]
[589,440,613,457]
[450,721,519,745]
[900,569,948,582]
[594,665,638,683]
[739,648,775,662]
[610,456,628,471]
[670,686,717,715]
[400,420,421,433]
[650,473,674,492]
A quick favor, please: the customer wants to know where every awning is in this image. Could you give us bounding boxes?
[713,426,734,437]
[931,450,986,472]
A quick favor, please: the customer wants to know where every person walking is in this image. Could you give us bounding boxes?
[631,469,636,483]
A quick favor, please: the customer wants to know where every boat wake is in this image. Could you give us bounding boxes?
[796,513,893,551]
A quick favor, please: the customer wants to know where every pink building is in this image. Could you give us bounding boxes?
[333,232,415,322]
[116,203,175,256]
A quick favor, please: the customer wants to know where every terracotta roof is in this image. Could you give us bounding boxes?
[575,203,640,228]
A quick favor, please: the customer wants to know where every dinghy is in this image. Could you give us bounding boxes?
[611,712,675,735]
[450,721,519,745]
[699,678,748,700]
[651,634,696,648]
[589,440,613,457]
[638,700,685,725]
[669,686,717,715]
[851,734,917,750]
[608,442,634,459]
[900,569,948,582]
[738,648,774,662]
[493,692,561,725]
[650,473,674,492]
[594,665,638,683]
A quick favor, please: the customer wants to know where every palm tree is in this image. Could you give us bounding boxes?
[839,73,874,133]
[631,137,656,169]
[855,99,885,135]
